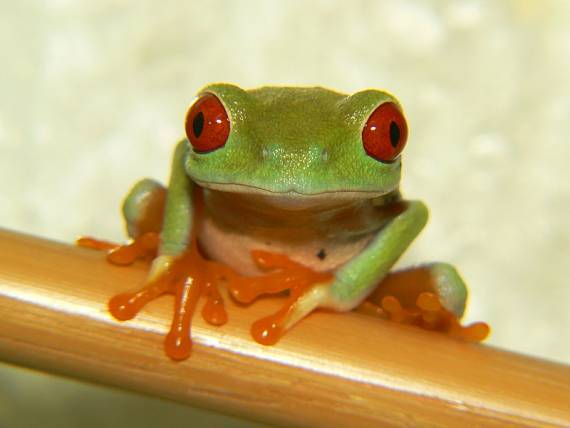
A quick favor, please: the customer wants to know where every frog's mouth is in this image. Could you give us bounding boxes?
[196,181,395,211]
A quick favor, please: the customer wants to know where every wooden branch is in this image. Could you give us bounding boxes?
[0,229,568,427]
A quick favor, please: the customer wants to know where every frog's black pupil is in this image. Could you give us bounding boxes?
[193,112,204,138]
[389,121,400,148]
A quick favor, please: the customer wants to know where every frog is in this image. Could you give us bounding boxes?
[79,83,489,360]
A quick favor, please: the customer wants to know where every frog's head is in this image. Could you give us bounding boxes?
[184,83,407,203]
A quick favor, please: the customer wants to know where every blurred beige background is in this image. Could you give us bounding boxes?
[1,0,569,427]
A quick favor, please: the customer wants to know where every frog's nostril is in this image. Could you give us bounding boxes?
[260,144,325,166]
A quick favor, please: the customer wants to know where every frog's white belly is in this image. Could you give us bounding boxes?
[196,189,388,276]
[198,216,375,276]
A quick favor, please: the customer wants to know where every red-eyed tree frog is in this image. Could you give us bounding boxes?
[79,84,488,360]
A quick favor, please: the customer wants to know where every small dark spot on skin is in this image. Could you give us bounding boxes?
[193,112,204,137]
[389,121,400,148]
[265,241,271,246]
[317,249,326,260]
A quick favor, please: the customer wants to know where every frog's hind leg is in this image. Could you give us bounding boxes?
[360,263,489,341]
[367,263,467,316]
[78,179,166,264]
[122,178,167,239]
[109,178,167,263]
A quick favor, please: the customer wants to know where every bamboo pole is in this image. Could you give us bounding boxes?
[0,229,569,427]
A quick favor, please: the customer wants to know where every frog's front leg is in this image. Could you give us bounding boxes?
[236,200,430,345]
[104,141,230,360]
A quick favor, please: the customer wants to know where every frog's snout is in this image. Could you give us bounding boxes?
[261,143,327,168]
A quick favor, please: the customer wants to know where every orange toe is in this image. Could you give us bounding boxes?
[105,238,231,361]
[76,236,118,251]
[378,292,490,342]
[77,232,159,265]
[227,251,333,346]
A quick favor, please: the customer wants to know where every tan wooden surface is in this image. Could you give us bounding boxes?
[0,229,569,427]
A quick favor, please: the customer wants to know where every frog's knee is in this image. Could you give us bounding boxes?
[430,262,468,317]
[122,178,167,238]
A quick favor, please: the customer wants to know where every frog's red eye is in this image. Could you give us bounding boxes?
[362,102,408,162]
[185,94,230,153]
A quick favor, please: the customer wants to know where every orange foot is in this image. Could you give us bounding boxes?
[227,251,333,345]
[78,236,231,360]
[358,292,490,342]
[77,232,159,265]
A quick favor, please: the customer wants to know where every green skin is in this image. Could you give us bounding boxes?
[123,83,467,330]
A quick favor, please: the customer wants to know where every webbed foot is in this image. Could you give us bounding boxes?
[227,251,333,345]
[79,236,231,360]
[357,292,490,342]
[356,263,490,342]
[77,232,159,265]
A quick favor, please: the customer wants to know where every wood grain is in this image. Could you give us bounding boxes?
[0,229,569,427]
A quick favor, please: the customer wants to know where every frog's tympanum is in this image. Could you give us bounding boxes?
[79,84,489,360]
